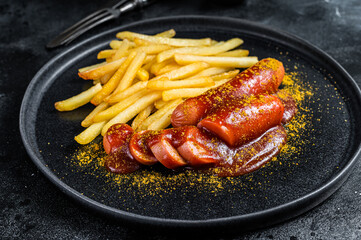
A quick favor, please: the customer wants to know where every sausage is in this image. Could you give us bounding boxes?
[129,130,158,165]
[176,127,220,167]
[103,123,134,154]
[147,128,187,169]
[103,123,141,174]
[198,95,284,147]
[171,58,285,127]
[275,89,298,124]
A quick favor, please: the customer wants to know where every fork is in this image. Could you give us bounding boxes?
[46,0,156,49]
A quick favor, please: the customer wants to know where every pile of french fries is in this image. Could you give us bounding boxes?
[54,29,258,145]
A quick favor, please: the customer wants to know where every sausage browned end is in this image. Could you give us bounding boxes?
[171,58,285,127]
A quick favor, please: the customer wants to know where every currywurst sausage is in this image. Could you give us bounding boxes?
[171,58,285,127]
[198,95,284,147]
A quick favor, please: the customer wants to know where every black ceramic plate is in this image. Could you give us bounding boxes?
[20,16,361,230]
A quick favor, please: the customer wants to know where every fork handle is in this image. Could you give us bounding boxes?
[118,0,157,13]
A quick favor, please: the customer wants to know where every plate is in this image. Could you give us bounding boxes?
[19,16,361,231]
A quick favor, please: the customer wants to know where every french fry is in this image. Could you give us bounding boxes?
[112,39,130,61]
[97,49,116,59]
[138,98,183,131]
[115,51,146,92]
[147,76,214,90]
[144,55,156,64]
[78,58,126,80]
[134,38,153,46]
[162,88,209,101]
[136,68,149,81]
[75,121,106,145]
[216,49,249,57]
[55,83,102,111]
[150,58,174,75]
[155,62,181,75]
[91,51,137,105]
[147,107,173,130]
[106,81,148,104]
[109,40,136,49]
[81,102,109,127]
[154,99,168,109]
[155,29,176,38]
[156,38,243,62]
[174,54,258,68]
[161,79,229,102]
[142,56,157,72]
[150,62,209,81]
[78,62,107,73]
[188,67,230,79]
[132,44,172,55]
[99,71,116,84]
[134,29,176,46]
[110,40,122,49]
[210,69,240,81]
[101,91,162,135]
[93,89,148,123]
[131,104,153,130]
[116,31,212,47]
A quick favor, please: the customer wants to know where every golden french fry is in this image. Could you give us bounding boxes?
[101,91,162,135]
[75,121,106,145]
[132,44,172,55]
[106,81,148,104]
[109,40,136,49]
[131,104,153,130]
[147,76,214,90]
[150,58,174,75]
[55,83,102,111]
[133,38,153,46]
[142,55,157,72]
[188,67,231,79]
[115,51,146,92]
[110,40,122,49]
[156,62,181,75]
[78,62,107,73]
[162,88,209,101]
[81,102,109,127]
[154,99,168,109]
[147,107,173,130]
[91,52,137,105]
[116,31,212,47]
[99,71,115,84]
[78,58,126,80]
[136,68,149,81]
[156,38,243,62]
[211,69,240,81]
[174,54,258,68]
[155,29,176,38]
[138,98,183,131]
[97,49,116,59]
[216,49,249,57]
[150,62,209,81]
[112,39,130,61]
[93,89,148,123]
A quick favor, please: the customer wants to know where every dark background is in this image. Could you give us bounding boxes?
[1,0,361,239]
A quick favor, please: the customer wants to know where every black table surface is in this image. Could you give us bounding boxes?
[1,0,361,239]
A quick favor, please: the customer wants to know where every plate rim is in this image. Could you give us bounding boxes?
[19,15,361,229]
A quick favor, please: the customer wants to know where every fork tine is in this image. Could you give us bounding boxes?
[57,9,108,38]
[47,10,113,48]
[61,14,116,46]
